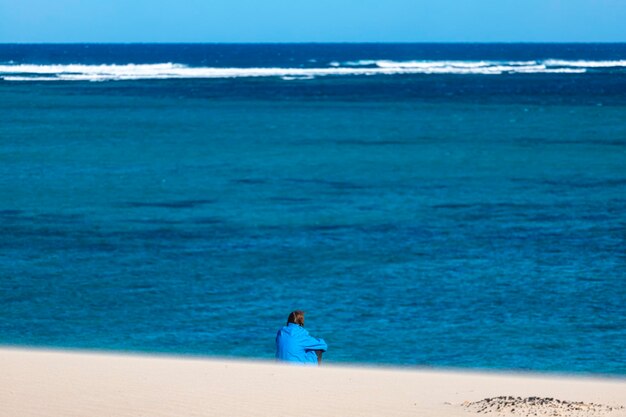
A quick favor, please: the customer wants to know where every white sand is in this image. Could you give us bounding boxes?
[1,347,624,417]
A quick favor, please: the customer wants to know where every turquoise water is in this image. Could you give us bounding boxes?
[1,44,625,374]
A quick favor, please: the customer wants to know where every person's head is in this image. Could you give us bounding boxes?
[287,310,305,326]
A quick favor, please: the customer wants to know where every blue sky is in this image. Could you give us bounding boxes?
[1,0,625,42]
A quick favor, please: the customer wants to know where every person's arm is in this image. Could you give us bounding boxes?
[302,335,328,352]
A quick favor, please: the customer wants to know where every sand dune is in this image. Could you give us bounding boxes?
[1,347,624,417]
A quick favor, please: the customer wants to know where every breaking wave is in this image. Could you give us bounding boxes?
[2,59,624,81]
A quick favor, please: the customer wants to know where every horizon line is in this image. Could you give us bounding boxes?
[2,41,626,45]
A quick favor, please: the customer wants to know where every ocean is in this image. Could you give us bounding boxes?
[0,43,625,374]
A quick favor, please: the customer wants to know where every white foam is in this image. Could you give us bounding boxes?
[281,75,315,80]
[375,60,493,69]
[543,59,626,68]
[0,60,599,82]
[2,76,59,81]
[342,60,378,66]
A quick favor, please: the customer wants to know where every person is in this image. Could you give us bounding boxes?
[275,310,327,365]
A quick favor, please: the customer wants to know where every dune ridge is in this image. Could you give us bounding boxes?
[1,348,624,417]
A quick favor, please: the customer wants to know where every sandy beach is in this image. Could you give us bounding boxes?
[1,347,624,417]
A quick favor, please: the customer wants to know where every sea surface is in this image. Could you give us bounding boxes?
[1,44,625,374]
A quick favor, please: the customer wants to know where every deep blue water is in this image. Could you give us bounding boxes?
[0,44,625,374]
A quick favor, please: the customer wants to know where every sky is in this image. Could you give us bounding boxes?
[1,0,625,43]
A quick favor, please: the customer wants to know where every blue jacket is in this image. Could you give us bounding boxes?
[275,323,328,365]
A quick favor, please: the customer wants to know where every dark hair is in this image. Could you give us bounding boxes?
[287,310,305,326]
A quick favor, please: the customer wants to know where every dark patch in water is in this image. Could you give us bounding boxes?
[304,224,351,231]
[128,218,184,225]
[114,227,205,242]
[127,216,225,227]
[527,213,566,222]
[332,139,419,146]
[0,210,22,216]
[269,196,312,203]
[542,178,626,189]
[432,202,545,211]
[123,199,215,209]
[286,178,367,190]
[231,178,267,185]
[124,282,158,294]
[33,213,85,224]
[517,137,626,147]
[431,203,475,209]
[190,217,223,225]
